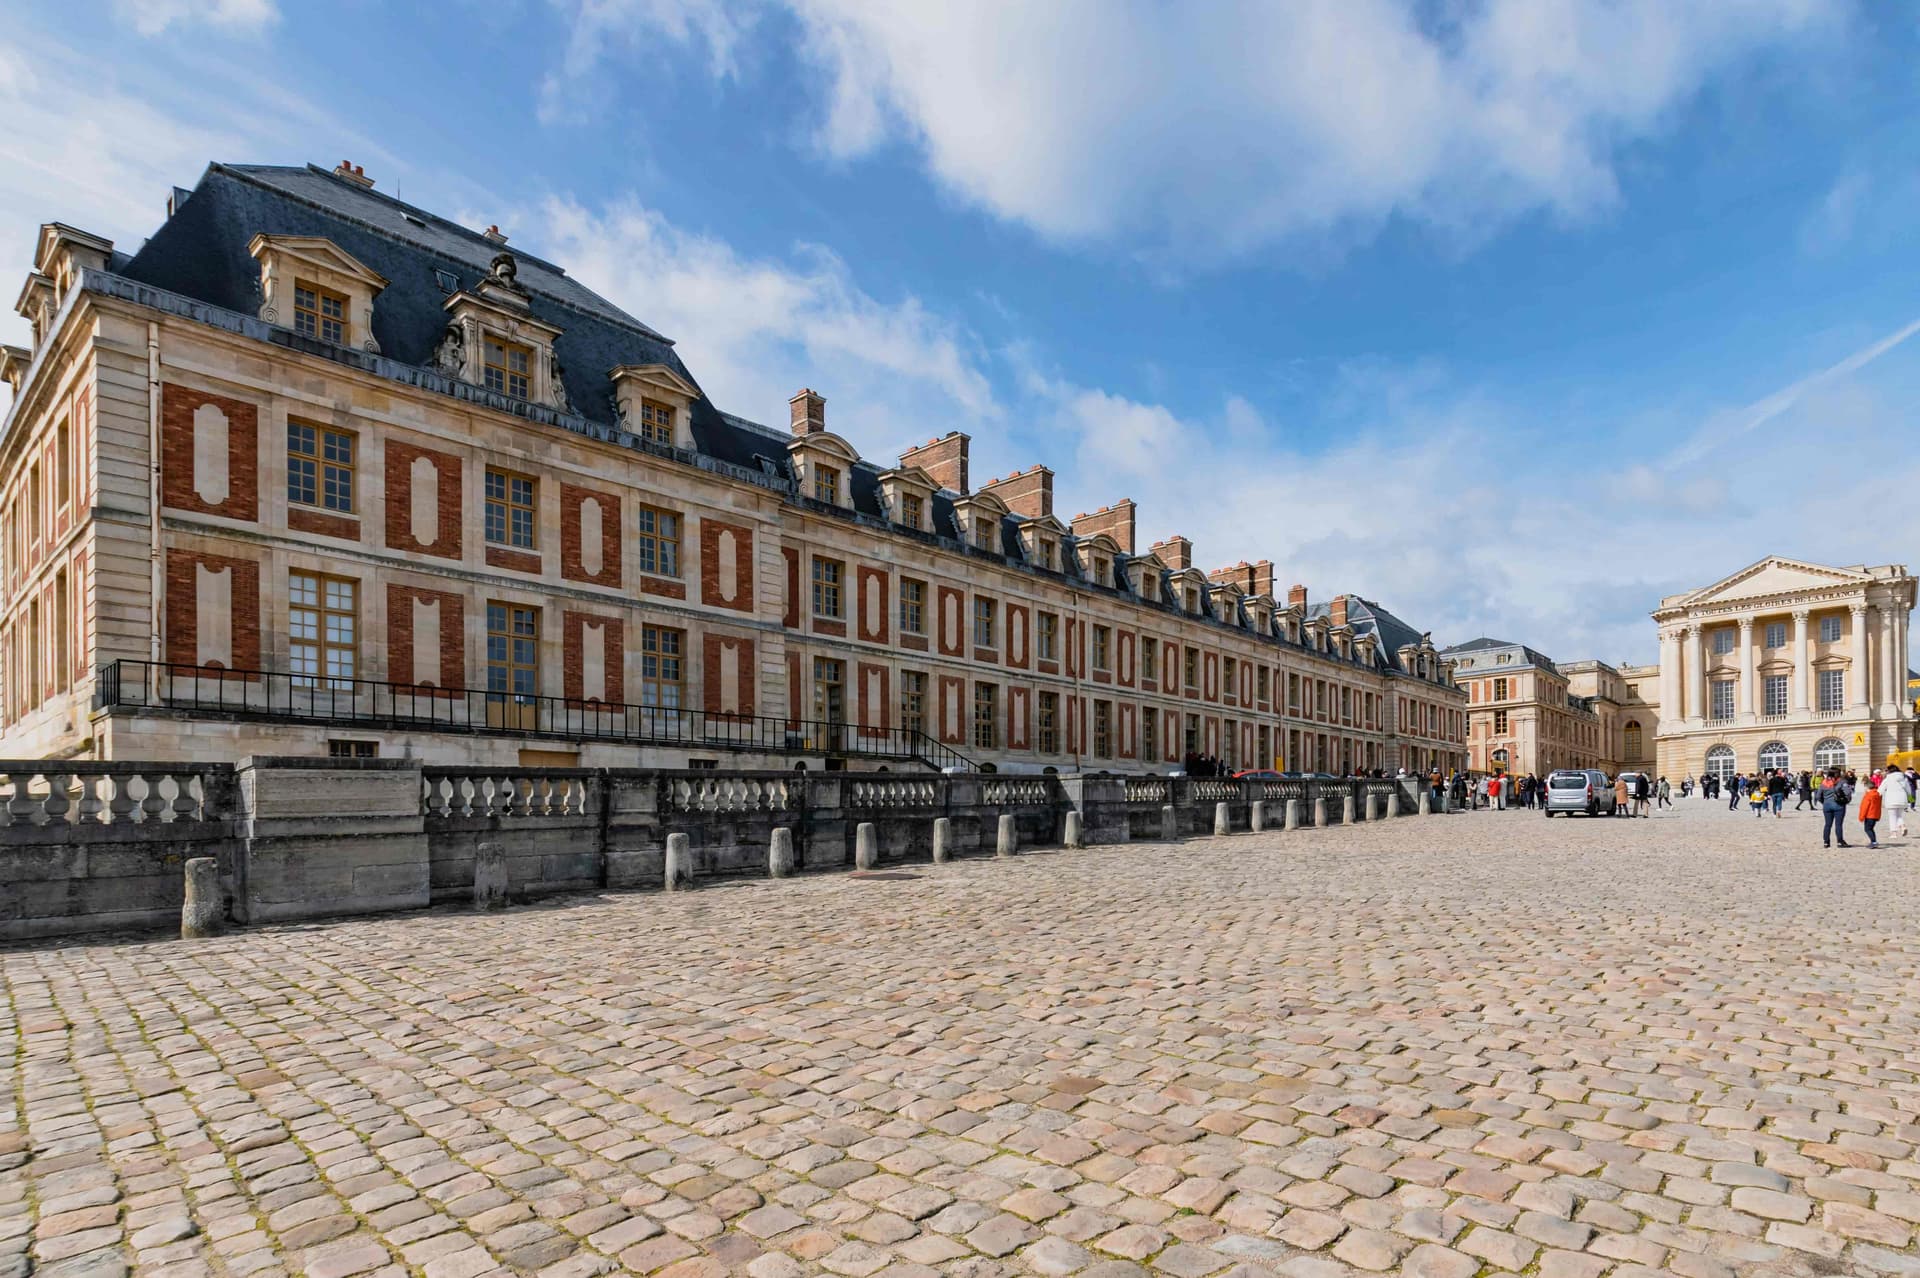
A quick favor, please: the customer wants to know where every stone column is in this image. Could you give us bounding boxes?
[1791,610,1809,714]
[1659,628,1680,723]
[1851,604,1871,708]
[1738,618,1756,722]
[1881,603,1899,712]
[1689,624,1707,727]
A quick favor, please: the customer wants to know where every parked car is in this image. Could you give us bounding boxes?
[1232,769,1283,780]
[1544,768,1616,816]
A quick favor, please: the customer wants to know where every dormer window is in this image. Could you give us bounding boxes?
[814,464,841,504]
[294,281,349,344]
[1186,587,1199,613]
[900,492,924,530]
[976,521,995,551]
[1038,536,1057,571]
[1092,555,1109,586]
[638,399,674,446]
[484,336,533,399]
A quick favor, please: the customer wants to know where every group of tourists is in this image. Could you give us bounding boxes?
[1683,764,1919,848]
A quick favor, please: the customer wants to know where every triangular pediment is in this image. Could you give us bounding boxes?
[1681,557,1871,607]
[247,234,389,290]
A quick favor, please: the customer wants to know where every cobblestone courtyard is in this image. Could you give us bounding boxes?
[6,799,1920,1278]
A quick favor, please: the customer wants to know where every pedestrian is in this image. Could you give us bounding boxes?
[1795,770,1814,810]
[1894,768,1920,837]
[1614,773,1629,816]
[1728,773,1742,811]
[1767,769,1787,817]
[1860,780,1883,849]
[1820,768,1853,849]
[1490,774,1505,811]
[1749,781,1768,817]
[1632,772,1650,817]
[1657,776,1672,809]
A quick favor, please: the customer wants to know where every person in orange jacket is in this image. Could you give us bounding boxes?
[1860,782,1884,849]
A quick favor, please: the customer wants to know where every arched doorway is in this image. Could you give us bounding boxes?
[1813,737,1847,771]
[1757,741,1789,773]
[1704,745,1735,785]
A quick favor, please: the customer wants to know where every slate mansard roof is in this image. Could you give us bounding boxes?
[94,161,1447,679]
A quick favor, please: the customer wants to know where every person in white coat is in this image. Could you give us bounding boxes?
[1878,768,1913,838]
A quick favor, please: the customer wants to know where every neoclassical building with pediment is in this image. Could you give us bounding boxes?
[1650,557,1915,782]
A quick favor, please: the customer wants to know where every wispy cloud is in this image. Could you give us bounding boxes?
[114,0,277,37]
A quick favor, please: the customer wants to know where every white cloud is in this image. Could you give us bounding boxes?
[115,0,277,36]
[538,0,755,124]
[570,0,1842,260]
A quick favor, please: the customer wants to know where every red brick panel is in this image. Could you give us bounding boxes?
[485,546,542,575]
[781,548,800,629]
[562,611,625,704]
[640,576,687,600]
[1240,662,1254,706]
[72,550,88,683]
[1006,602,1030,670]
[1064,618,1079,678]
[1119,703,1136,759]
[937,587,965,657]
[383,440,463,559]
[1067,694,1080,754]
[385,583,465,691]
[288,507,360,541]
[560,485,622,588]
[786,650,803,726]
[699,520,755,612]
[160,384,258,522]
[163,548,259,672]
[856,661,890,739]
[856,566,890,644]
[1204,652,1219,702]
[701,633,755,717]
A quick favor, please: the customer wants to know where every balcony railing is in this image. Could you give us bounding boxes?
[94,660,977,772]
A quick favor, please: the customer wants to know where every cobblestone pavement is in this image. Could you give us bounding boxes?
[6,799,1920,1278]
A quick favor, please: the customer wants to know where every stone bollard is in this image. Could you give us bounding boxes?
[932,817,953,863]
[1312,797,1328,828]
[1342,793,1357,825]
[1387,790,1401,819]
[1063,810,1085,848]
[1250,801,1267,833]
[1284,799,1301,831]
[1214,802,1231,836]
[664,833,692,891]
[473,842,509,909]
[1161,803,1179,841]
[1418,788,1432,816]
[1366,793,1380,823]
[769,827,795,878]
[181,858,222,939]
[996,814,1018,857]
[855,822,879,871]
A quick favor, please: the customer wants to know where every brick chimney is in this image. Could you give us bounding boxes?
[1149,536,1193,571]
[332,160,374,189]
[1287,583,1307,609]
[789,388,826,436]
[1249,559,1274,598]
[1331,594,1349,628]
[1070,499,1136,553]
[900,431,970,494]
[482,224,508,245]
[979,466,1053,519]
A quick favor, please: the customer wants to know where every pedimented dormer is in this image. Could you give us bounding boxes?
[1246,594,1275,637]
[876,463,937,532]
[1355,633,1379,667]
[1074,531,1122,586]
[1171,567,1211,616]
[249,234,388,353]
[1278,603,1303,643]
[1017,514,1071,572]
[951,489,1009,552]
[35,224,113,306]
[612,363,699,450]
[1305,615,1330,653]
[430,252,568,411]
[1208,579,1245,626]
[1331,624,1353,660]
[787,430,861,510]
[14,272,55,349]
[1125,551,1167,598]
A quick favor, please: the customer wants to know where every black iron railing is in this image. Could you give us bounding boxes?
[95,660,977,771]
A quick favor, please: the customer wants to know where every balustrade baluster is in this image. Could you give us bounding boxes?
[173,773,203,822]
[139,773,169,824]
[42,772,73,826]
[76,774,103,826]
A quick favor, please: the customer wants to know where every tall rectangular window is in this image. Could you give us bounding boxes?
[1763,622,1786,649]
[1037,691,1060,754]
[486,602,539,702]
[1256,667,1269,704]
[1712,627,1736,655]
[293,281,348,344]
[1492,677,1507,701]
[1092,625,1110,671]
[54,419,70,511]
[1221,655,1235,697]
[1818,669,1844,712]
[899,671,926,736]
[639,625,684,711]
[1184,646,1198,692]
[635,506,680,577]
[814,657,846,722]
[973,597,996,648]
[484,469,536,548]
[287,422,355,512]
[638,399,674,446]
[1093,700,1112,758]
[973,682,998,749]
[1710,679,1735,720]
[811,557,843,618]
[1140,637,1157,684]
[1141,706,1157,759]
[1493,709,1508,734]
[1819,614,1843,643]
[1037,613,1058,661]
[899,578,925,634]
[1763,674,1788,716]
[484,336,533,398]
[899,493,923,530]
[813,464,840,504]
[289,573,356,689]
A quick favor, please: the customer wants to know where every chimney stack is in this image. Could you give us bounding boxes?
[979,466,1053,519]
[900,432,970,494]
[482,224,508,244]
[1149,535,1193,571]
[332,160,374,189]
[1069,499,1136,553]
[1331,594,1348,628]
[789,388,826,436]
[1287,583,1307,609]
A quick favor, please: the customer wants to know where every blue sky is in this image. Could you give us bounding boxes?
[4,0,1917,667]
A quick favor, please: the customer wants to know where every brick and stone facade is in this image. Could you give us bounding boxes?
[0,163,1469,772]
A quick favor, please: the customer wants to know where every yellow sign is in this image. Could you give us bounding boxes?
[1853,732,1866,746]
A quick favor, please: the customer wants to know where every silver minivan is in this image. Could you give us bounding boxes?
[1545,768,1615,816]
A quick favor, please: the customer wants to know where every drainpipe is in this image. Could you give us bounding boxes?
[146,322,163,694]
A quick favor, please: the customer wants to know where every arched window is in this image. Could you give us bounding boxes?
[1758,741,1789,772]
[1623,720,1642,760]
[1704,745,1735,784]
[1813,737,1848,770]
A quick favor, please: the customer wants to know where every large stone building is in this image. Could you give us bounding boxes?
[1443,638,1609,776]
[0,160,1468,773]
[1560,658,1660,776]
[1649,557,1915,782]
